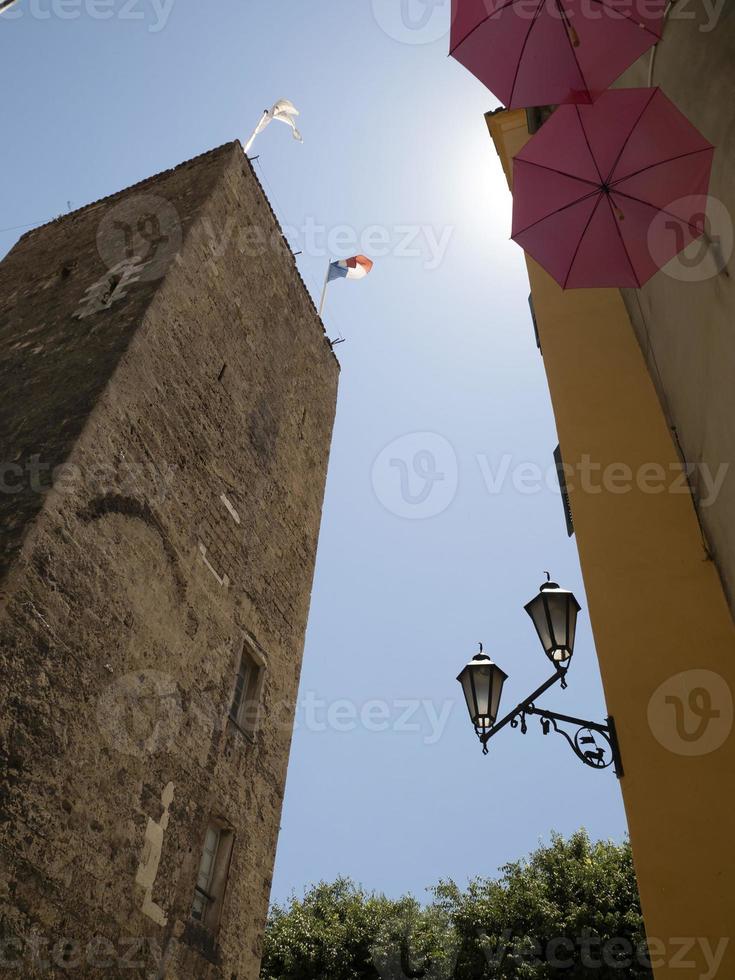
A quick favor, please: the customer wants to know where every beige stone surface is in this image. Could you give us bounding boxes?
[0,143,339,977]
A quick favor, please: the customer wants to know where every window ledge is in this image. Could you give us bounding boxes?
[180,920,221,966]
[227,714,256,744]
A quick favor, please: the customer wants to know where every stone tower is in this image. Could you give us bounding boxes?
[0,142,339,977]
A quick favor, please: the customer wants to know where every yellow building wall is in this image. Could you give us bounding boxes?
[488,109,735,979]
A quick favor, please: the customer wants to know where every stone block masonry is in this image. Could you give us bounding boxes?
[0,141,339,977]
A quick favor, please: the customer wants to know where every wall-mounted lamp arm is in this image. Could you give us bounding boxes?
[479,667,566,743]
[479,670,623,778]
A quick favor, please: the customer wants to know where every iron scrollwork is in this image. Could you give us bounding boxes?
[533,710,621,774]
[479,669,623,778]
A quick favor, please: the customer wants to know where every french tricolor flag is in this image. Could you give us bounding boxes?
[327,255,374,282]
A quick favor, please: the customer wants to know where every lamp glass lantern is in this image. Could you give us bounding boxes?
[457,649,508,736]
[524,580,581,666]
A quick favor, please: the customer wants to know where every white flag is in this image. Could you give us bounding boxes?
[244,100,303,154]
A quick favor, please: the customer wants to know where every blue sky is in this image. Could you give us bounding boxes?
[0,0,627,905]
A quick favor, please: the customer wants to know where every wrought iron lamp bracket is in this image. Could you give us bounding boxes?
[479,669,623,778]
[530,708,623,778]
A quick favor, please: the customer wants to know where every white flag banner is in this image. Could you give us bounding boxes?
[244,100,303,154]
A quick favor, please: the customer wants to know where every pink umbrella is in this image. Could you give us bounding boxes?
[450,0,667,109]
[511,88,715,289]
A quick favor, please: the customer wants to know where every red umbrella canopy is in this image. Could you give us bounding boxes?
[450,0,666,109]
[511,88,715,289]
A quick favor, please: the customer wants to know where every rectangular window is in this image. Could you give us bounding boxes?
[191,826,220,923]
[191,821,235,932]
[229,641,265,736]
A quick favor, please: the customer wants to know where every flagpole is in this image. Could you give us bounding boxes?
[318,259,331,318]
[244,110,268,155]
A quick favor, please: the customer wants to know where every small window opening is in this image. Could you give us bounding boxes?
[101,274,122,305]
[230,643,265,736]
[191,821,235,933]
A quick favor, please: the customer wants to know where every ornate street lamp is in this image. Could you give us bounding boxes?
[457,645,508,739]
[524,574,580,666]
[456,578,623,778]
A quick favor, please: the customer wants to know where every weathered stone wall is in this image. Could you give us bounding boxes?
[0,146,227,585]
[616,16,735,618]
[0,142,339,978]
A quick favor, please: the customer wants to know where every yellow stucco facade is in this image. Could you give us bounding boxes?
[487,109,735,979]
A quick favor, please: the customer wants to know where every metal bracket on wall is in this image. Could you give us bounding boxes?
[479,669,624,778]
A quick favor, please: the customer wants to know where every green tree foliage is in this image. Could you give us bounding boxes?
[260,831,651,980]
[433,831,650,978]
